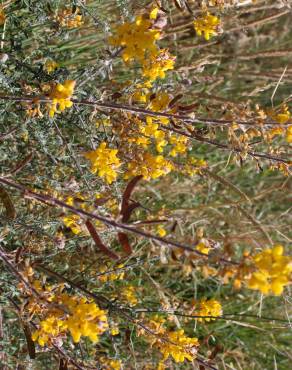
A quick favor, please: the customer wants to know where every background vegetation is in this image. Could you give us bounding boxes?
[0,1,291,369]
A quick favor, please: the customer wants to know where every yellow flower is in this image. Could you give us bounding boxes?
[142,49,175,82]
[248,245,292,295]
[121,285,138,306]
[84,142,121,184]
[149,92,171,112]
[56,7,83,29]
[150,7,159,20]
[268,105,291,126]
[193,12,220,41]
[48,80,75,117]
[44,60,59,73]
[109,15,160,63]
[125,152,174,180]
[286,126,292,143]
[195,241,210,255]
[157,226,167,237]
[196,298,222,322]
[267,127,285,140]
[169,135,188,157]
[63,214,82,234]
[158,330,199,363]
[100,357,122,370]
[98,264,125,283]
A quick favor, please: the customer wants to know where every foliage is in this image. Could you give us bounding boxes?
[0,1,291,369]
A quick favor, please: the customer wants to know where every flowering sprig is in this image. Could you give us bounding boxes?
[32,293,108,345]
[109,10,175,85]
[84,142,121,184]
[48,80,75,117]
[248,245,292,295]
[193,12,221,40]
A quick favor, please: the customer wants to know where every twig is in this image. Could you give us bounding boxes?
[0,176,238,265]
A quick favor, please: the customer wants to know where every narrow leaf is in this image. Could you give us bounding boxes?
[121,175,143,216]
[94,197,110,207]
[121,202,140,223]
[59,358,68,370]
[0,185,16,219]
[118,232,132,255]
[85,220,119,260]
[22,323,36,359]
[168,94,183,108]
[178,103,197,112]
[9,152,33,175]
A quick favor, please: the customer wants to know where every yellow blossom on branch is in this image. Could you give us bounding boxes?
[193,12,220,41]
[158,330,199,363]
[157,226,167,237]
[109,11,175,83]
[62,214,82,234]
[273,105,291,124]
[98,264,125,283]
[100,357,122,370]
[196,298,223,322]
[286,126,292,143]
[169,135,188,157]
[120,285,138,306]
[149,92,171,112]
[109,15,160,63]
[48,80,75,117]
[126,152,174,180]
[195,241,210,255]
[32,293,108,346]
[56,7,83,29]
[44,60,59,73]
[84,142,121,184]
[248,245,292,295]
[142,49,175,82]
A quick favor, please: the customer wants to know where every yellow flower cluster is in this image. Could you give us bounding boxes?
[157,226,167,237]
[158,330,199,363]
[149,92,171,112]
[44,60,58,73]
[84,142,121,184]
[98,264,125,283]
[273,105,291,124]
[120,285,138,306]
[267,105,292,143]
[109,14,160,63]
[193,12,220,40]
[63,213,82,234]
[143,117,168,153]
[62,194,86,234]
[195,241,210,255]
[56,7,83,29]
[183,157,207,176]
[138,317,199,364]
[142,49,175,82]
[196,298,223,322]
[248,245,292,295]
[48,80,75,117]
[32,293,108,345]
[126,152,174,180]
[169,135,188,157]
[286,126,292,143]
[109,10,175,84]
[100,357,122,370]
